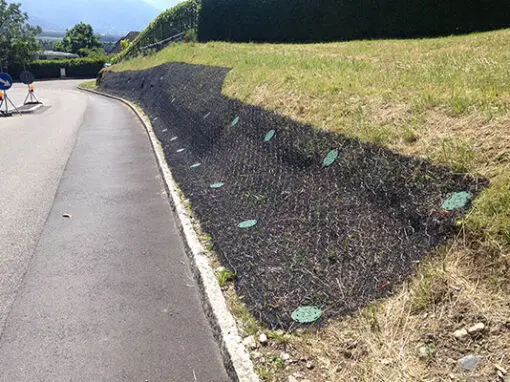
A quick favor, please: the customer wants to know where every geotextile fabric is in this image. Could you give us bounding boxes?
[100,63,486,328]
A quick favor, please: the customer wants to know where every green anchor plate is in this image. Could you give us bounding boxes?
[264,129,276,142]
[323,149,339,167]
[291,306,323,323]
[442,191,472,211]
[239,220,257,229]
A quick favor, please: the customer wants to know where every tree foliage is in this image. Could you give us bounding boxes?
[0,0,41,70]
[114,0,199,62]
[54,22,103,55]
[120,39,131,51]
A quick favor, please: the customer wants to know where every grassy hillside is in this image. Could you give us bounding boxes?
[112,30,510,381]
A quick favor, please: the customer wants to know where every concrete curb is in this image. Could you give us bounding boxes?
[78,86,259,382]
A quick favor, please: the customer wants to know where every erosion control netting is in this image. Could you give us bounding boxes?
[100,63,487,329]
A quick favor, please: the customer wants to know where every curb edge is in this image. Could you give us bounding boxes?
[78,86,259,382]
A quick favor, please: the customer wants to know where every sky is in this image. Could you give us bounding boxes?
[15,0,182,35]
[143,0,180,10]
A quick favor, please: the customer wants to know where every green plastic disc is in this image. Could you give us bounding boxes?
[442,191,472,211]
[239,220,257,229]
[176,148,186,153]
[170,136,178,141]
[231,116,240,127]
[190,163,201,169]
[323,149,339,167]
[291,306,322,323]
[264,130,276,142]
[210,182,225,189]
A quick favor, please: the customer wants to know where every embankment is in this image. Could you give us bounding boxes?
[99,63,486,328]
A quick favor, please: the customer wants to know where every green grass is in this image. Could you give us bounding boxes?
[216,267,237,287]
[467,173,510,243]
[78,80,97,90]
[111,30,510,248]
[409,260,450,313]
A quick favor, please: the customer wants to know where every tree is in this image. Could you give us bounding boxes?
[120,39,131,51]
[0,0,41,70]
[56,22,103,56]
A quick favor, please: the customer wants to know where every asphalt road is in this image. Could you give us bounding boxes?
[0,81,230,381]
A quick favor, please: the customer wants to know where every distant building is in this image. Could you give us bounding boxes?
[35,51,80,60]
[109,31,140,54]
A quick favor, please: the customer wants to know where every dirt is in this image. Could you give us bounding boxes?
[99,62,487,329]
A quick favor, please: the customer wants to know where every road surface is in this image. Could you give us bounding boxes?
[0,81,230,381]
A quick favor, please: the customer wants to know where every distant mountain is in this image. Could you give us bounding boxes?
[142,0,180,10]
[18,0,161,35]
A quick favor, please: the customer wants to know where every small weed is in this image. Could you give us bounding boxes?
[327,250,339,262]
[420,343,437,362]
[225,287,261,336]
[199,233,214,251]
[256,357,286,381]
[410,262,450,312]
[243,192,269,207]
[376,250,386,260]
[243,316,259,336]
[267,330,291,344]
[216,268,237,287]
[176,187,193,214]
[430,138,476,173]
[402,126,419,143]
[271,357,286,369]
[361,302,381,332]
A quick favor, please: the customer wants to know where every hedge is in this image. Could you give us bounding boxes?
[10,58,106,81]
[198,0,510,42]
[113,0,200,63]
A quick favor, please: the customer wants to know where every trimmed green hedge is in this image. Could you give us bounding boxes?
[10,58,105,80]
[198,0,510,42]
[113,0,200,63]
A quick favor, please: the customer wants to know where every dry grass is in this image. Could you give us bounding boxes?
[298,237,510,381]
[113,29,510,381]
[78,80,97,90]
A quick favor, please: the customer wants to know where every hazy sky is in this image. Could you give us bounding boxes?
[143,0,180,10]
[15,0,183,34]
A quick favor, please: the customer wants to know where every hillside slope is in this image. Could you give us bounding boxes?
[110,30,510,381]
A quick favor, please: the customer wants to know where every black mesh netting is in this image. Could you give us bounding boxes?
[99,63,487,329]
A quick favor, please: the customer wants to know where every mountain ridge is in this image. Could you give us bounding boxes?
[18,0,162,35]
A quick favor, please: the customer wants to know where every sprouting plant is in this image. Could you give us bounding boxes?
[402,126,419,143]
[216,268,237,287]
